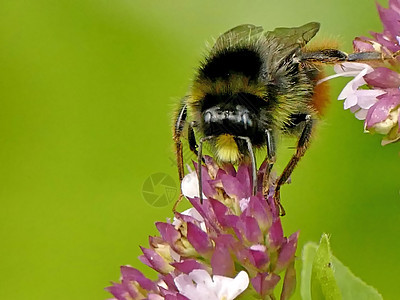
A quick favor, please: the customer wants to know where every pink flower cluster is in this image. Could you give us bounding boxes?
[106,157,298,300]
[335,0,400,145]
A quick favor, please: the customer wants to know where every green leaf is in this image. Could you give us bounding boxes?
[300,241,317,300]
[331,256,383,300]
[311,234,342,300]
[301,234,383,300]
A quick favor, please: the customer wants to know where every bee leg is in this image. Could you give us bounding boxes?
[197,136,214,204]
[275,115,314,216]
[347,52,384,61]
[262,129,276,196]
[188,121,199,157]
[303,48,398,64]
[301,49,348,63]
[189,121,207,164]
[172,103,188,212]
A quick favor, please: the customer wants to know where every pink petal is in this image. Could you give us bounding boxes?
[209,198,230,227]
[353,37,375,52]
[364,67,400,88]
[220,162,236,176]
[236,164,252,196]
[164,293,190,300]
[192,161,216,198]
[250,248,270,269]
[139,247,172,274]
[159,273,178,293]
[106,283,133,300]
[156,222,181,246]
[281,261,296,300]
[120,266,156,291]
[366,89,400,127]
[245,195,272,233]
[251,273,280,297]
[215,169,227,180]
[188,197,220,234]
[211,235,235,276]
[172,259,207,274]
[275,232,299,273]
[187,222,213,254]
[377,1,400,39]
[268,218,284,249]
[220,174,246,199]
[371,31,400,53]
[241,215,262,243]
[236,247,269,269]
[203,155,219,178]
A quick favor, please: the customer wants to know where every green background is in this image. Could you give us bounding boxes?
[0,0,398,299]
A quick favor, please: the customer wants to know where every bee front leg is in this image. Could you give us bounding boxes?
[173,102,188,212]
[275,115,314,216]
[302,49,388,64]
[188,121,199,157]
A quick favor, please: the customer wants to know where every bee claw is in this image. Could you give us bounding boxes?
[273,189,286,216]
[173,193,184,213]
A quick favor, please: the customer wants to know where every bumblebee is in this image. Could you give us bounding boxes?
[173,22,381,214]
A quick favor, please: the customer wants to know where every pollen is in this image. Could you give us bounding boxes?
[215,134,240,163]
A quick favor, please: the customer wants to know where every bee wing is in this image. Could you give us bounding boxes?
[263,22,320,81]
[265,22,320,48]
[212,24,263,51]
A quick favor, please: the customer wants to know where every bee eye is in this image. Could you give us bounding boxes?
[204,111,212,123]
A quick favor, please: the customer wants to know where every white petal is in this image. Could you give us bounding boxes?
[169,247,181,262]
[172,207,206,232]
[175,274,204,300]
[174,270,249,300]
[175,270,218,300]
[319,62,373,84]
[355,108,369,120]
[214,271,250,300]
[181,208,204,222]
[334,62,374,75]
[354,90,383,109]
[239,197,250,211]
[343,94,358,109]
[338,76,366,100]
[250,244,266,251]
[337,62,375,101]
[350,104,361,113]
[181,171,207,200]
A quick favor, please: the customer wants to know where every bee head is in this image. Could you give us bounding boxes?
[200,92,266,137]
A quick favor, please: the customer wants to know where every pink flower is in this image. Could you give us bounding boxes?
[365,89,400,144]
[331,0,400,145]
[334,63,385,120]
[106,157,299,299]
[354,0,400,56]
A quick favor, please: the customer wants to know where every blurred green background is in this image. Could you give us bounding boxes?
[0,0,398,299]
